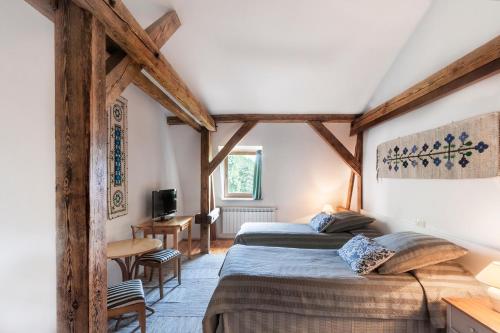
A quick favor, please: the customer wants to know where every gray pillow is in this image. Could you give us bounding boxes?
[338,234,395,274]
[309,213,335,232]
[324,211,375,233]
[375,232,468,274]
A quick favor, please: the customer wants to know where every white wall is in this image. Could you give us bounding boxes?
[0,2,182,330]
[171,122,358,239]
[106,85,182,286]
[0,2,56,332]
[363,0,500,274]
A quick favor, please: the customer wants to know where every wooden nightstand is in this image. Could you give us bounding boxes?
[443,297,500,333]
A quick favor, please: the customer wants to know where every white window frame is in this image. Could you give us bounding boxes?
[220,146,262,200]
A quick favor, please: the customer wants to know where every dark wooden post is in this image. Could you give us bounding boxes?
[356,133,363,211]
[200,128,211,253]
[346,133,363,211]
[55,1,107,331]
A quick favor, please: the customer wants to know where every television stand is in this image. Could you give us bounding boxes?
[156,215,173,222]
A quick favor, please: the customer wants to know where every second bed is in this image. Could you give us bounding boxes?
[234,222,382,248]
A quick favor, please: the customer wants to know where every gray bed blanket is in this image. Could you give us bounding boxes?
[204,245,427,332]
[411,261,486,328]
[203,245,485,333]
[234,222,381,249]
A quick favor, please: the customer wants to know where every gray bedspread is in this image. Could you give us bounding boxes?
[204,245,426,332]
[203,245,485,333]
[411,260,486,328]
[233,222,381,249]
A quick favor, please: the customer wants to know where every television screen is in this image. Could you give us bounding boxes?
[152,189,177,219]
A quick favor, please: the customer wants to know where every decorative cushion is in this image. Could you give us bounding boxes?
[375,232,468,274]
[324,211,375,233]
[338,234,395,274]
[107,279,144,309]
[309,213,335,232]
[138,248,181,263]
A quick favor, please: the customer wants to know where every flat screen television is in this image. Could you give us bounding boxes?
[152,189,177,220]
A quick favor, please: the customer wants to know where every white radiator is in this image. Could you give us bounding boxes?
[222,207,277,234]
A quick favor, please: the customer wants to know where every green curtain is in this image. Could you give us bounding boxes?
[252,150,263,200]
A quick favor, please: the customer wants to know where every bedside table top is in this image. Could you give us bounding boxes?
[443,297,500,332]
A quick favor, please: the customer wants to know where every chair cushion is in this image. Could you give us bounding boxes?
[138,248,181,263]
[107,279,144,309]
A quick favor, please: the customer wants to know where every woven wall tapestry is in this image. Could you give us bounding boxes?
[108,97,128,219]
[377,112,499,179]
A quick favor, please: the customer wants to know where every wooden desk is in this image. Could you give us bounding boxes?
[107,238,162,281]
[137,216,193,259]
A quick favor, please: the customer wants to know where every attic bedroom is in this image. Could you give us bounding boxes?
[2,0,500,332]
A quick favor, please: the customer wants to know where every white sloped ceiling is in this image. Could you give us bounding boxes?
[125,0,432,114]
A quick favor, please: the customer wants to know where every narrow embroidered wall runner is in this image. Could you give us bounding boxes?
[377,112,499,179]
[108,96,128,219]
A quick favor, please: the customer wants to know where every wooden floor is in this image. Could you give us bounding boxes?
[109,239,233,333]
[178,239,234,256]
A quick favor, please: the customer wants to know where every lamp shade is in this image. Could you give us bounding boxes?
[476,261,500,289]
[322,204,334,215]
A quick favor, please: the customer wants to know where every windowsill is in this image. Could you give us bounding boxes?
[221,197,255,201]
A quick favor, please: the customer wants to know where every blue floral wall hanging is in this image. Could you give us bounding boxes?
[108,97,128,219]
[376,112,499,179]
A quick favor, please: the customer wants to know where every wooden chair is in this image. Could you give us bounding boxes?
[131,225,182,299]
[107,279,146,333]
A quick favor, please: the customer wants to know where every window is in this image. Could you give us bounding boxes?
[222,147,262,199]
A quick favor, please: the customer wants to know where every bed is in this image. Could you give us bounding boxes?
[234,222,382,249]
[203,244,485,333]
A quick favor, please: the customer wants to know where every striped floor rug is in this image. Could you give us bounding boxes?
[108,254,225,333]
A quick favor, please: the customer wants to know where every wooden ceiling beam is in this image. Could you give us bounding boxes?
[24,1,115,58]
[106,57,139,107]
[351,35,500,135]
[106,10,181,76]
[25,0,56,21]
[71,0,216,131]
[308,121,361,176]
[168,113,358,125]
[145,10,182,49]
[133,73,201,131]
[106,10,181,108]
[26,0,211,131]
[208,121,258,174]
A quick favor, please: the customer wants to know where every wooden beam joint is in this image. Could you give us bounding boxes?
[70,0,215,130]
[208,121,258,174]
[308,121,361,176]
[195,208,220,225]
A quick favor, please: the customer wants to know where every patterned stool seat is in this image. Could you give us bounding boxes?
[107,279,145,310]
[138,248,181,263]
